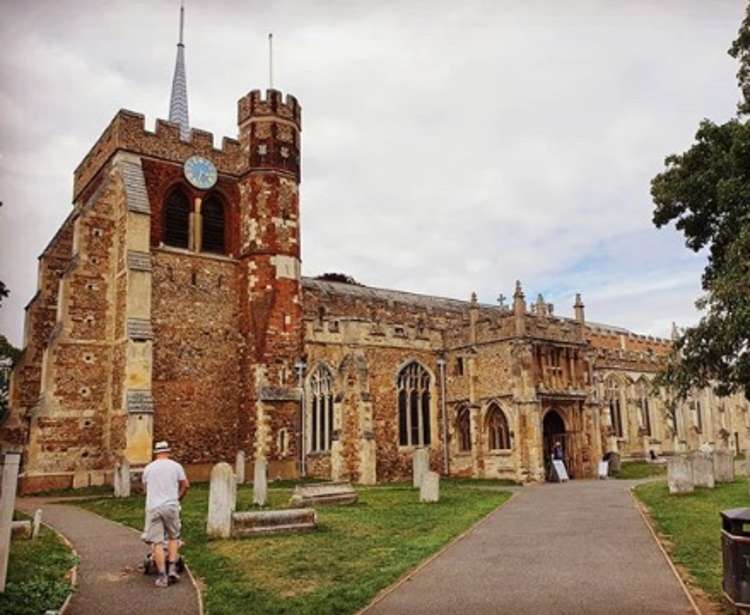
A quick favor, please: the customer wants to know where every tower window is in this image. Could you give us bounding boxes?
[201,194,225,254]
[164,189,191,249]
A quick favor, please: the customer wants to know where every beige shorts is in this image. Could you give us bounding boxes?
[143,503,182,544]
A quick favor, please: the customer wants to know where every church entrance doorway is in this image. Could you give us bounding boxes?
[543,410,569,481]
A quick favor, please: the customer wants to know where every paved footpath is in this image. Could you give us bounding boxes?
[16,497,200,615]
[366,480,696,615]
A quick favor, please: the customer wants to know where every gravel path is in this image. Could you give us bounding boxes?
[365,480,696,615]
[16,497,200,615]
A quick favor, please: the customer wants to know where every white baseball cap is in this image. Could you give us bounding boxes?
[154,441,171,454]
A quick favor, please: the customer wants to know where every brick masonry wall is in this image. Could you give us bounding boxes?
[150,249,243,464]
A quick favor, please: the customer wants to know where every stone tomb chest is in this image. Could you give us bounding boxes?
[289,481,358,507]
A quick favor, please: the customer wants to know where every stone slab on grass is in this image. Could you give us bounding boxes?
[231,508,316,537]
[289,482,358,507]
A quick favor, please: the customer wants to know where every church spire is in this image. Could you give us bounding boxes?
[168,2,190,140]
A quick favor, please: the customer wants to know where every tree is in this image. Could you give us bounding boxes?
[651,4,750,400]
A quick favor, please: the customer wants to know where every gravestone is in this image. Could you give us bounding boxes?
[667,455,694,494]
[289,482,358,507]
[420,471,440,503]
[207,462,236,538]
[232,508,317,537]
[10,520,31,539]
[236,450,246,485]
[413,448,429,488]
[0,452,21,591]
[32,509,43,540]
[253,458,268,507]
[114,460,131,498]
[691,452,715,489]
[606,452,621,475]
[714,450,735,483]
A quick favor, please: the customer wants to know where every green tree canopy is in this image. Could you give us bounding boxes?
[651,4,750,400]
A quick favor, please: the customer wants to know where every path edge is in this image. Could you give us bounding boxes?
[41,519,79,615]
[356,490,518,615]
[628,486,702,615]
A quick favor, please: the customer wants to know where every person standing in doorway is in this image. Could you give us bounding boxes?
[142,441,190,588]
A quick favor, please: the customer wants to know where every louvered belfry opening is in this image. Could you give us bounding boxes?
[201,194,225,254]
[164,189,191,248]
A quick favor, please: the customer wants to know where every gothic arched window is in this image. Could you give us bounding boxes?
[607,378,624,438]
[397,362,432,447]
[164,189,191,249]
[309,365,334,453]
[201,194,225,254]
[637,380,652,436]
[457,405,472,452]
[487,403,511,450]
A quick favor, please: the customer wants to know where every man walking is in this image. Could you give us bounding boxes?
[142,441,190,588]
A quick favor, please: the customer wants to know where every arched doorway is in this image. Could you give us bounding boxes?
[543,410,566,481]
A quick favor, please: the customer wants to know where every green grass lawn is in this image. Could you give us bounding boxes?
[635,478,748,609]
[78,482,509,614]
[0,515,77,615]
[613,461,667,479]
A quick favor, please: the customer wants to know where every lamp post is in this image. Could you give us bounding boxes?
[436,357,449,475]
[294,360,307,477]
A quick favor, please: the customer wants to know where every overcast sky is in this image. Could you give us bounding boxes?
[0,0,746,347]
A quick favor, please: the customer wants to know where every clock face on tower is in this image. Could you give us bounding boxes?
[183,155,218,190]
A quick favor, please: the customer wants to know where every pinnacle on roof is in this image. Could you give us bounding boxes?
[168,2,190,140]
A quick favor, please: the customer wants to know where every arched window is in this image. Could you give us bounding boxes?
[607,378,624,438]
[397,362,431,447]
[201,194,225,254]
[637,380,652,436]
[309,365,334,453]
[457,405,472,452]
[487,403,511,450]
[164,189,191,249]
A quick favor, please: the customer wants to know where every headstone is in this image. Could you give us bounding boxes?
[207,462,236,538]
[412,448,429,488]
[10,520,31,539]
[114,460,131,498]
[289,482,358,507]
[691,452,715,489]
[235,450,246,485]
[606,452,621,475]
[232,508,317,537]
[253,458,268,507]
[0,452,21,591]
[714,450,735,483]
[420,471,440,503]
[667,455,694,494]
[32,509,42,540]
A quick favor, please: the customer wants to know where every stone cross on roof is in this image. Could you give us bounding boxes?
[168,2,190,140]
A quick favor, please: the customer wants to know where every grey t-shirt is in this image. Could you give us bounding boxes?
[142,458,187,511]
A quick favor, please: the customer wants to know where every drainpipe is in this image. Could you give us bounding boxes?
[295,360,307,477]
[437,358,449,475]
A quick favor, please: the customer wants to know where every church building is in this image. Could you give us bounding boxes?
[3,10,748,492]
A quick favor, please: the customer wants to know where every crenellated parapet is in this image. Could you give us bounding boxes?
[73,110,242,201]
[237,89,301,181]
